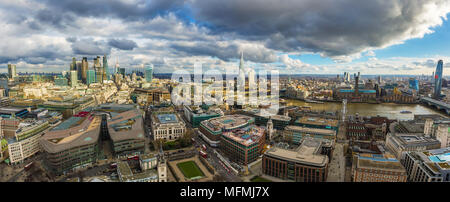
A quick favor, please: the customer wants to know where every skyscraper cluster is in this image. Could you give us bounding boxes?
[343,72,351,82]
[69,55,110,86]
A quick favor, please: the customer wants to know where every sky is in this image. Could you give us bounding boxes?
[1,0,450,75]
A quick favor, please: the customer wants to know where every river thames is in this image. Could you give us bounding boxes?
[285,99,449,120]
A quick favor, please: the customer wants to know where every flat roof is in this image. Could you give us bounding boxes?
[285,125,336,136]
[295,116,338,127]
[356,154,406,172]
[265,138,329,167]
[202,115,253,132]
[157,114,178,124]
[222,125,265,146]
[0,107,27,113]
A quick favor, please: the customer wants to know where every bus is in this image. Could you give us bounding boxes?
[127,155,139,161]
[199,150,207,158]
[24,162,34,171]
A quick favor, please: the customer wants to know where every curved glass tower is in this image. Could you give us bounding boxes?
[434,60,443,99]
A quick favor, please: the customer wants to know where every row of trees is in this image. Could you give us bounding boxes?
[152,128,195,151]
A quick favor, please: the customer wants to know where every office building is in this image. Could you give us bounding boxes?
[401,147,450,181]
[102,55,108,81]
[145,64,153,82]
[198,115,254,147]
[54,76,68,86]
[294,116,339,133]
[253,112,291,130]
[86,69,96,85]
[117,161,159,182]
[70,70,78,87]
[262,137,332,182]
[284,125,336,144]
[436,124,449,148]
[183,105,222,128]
[81,57,88,84]
[385,125,441,159]
[409,78,419,91]
[220,124,265,165]
[352,153,407,182]
[7,119,50,164]
[40,112,102,174]
[101,104,146,157]
[151,107,186,141]
[71,57,77,71]
[434,60,443,98]
[7,64,17,79]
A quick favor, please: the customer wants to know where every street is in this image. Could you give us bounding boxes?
[192,128,241,182]
[326,142,346,182]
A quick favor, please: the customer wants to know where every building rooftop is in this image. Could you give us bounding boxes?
[295,116,338,127]
[285,125,336,136]
[392,133,441,148]
[356,153,406,172]
[265,137,329,167]
[410,147,450,172]
[105,107,145,143]
[222,125,265,147]
[40,114,101,153]
[201,115,254,132]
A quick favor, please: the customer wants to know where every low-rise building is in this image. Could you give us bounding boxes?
[117,161,159,182]
[262,137,332,182]
[352,153,407,182]
[151,107,186,141]
[183,105,223,128]
[385,132,441,160]
[284,125,336,144]
[220,125,265,165]
[198,115,254,147]
[7,119,50,164]
[294,116,339,133]
[40,112,102,175]
[401,147,450,182]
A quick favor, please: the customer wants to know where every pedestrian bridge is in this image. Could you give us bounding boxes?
[421,97,450,115]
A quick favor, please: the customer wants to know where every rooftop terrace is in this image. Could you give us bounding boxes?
[222,125,265,147]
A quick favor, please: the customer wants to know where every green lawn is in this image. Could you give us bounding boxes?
[177,161,205,179]
[250,176,272,182]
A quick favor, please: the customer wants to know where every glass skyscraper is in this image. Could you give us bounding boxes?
[103,55,108,80]
[70,70,78,87]
[434,60,443,98]
[409,78,419,91]
[145,64,153,82]
[87,69,96,85]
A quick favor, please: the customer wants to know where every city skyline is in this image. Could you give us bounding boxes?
[1,1,450,75]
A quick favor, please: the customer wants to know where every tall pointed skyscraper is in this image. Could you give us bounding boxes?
[434,60,444,99]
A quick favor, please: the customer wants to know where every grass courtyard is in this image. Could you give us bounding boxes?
[176,161,205,179]
[250,176,272,182]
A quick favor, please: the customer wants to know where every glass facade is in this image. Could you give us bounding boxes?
[434,60,443,98]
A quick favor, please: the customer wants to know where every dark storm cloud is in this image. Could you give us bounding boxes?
[189,0,450,57]
[170,41,277,63]
[108,39,138,50]
[70,38,111,55]
[42,0,185,21]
